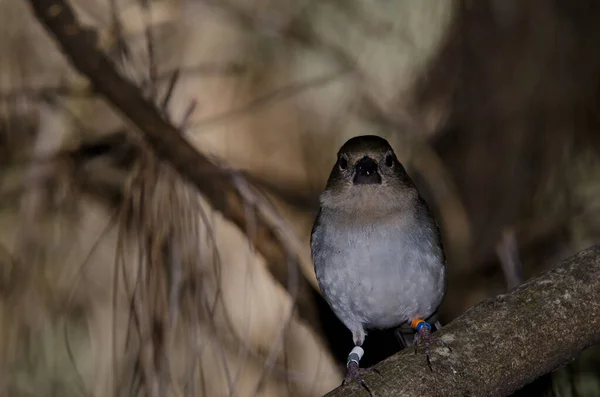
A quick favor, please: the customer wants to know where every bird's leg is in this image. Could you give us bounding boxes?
[411,318,451,371]
[342,344,382,395]
[343,346,372,394]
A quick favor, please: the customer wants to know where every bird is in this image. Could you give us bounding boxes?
[310,135,447,390]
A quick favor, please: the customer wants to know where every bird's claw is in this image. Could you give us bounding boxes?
[343,362,382,396]
[413,325,451,371]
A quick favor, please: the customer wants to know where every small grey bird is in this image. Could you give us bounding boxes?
[310,135,447,389]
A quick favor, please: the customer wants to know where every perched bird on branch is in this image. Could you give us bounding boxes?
[311,135,447,391]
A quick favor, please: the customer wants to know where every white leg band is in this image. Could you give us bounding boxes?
[346,346,365,367]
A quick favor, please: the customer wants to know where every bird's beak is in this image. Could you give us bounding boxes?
[353,156,382,185]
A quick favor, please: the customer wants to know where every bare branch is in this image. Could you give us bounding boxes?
[25,0,313,295]
[326,245,600,397]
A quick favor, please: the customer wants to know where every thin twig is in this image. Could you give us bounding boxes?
[0,63,244,102]
[496,227,524,290]
[160,69,180,116]
[188,70,349,131]
[140,0,158,100]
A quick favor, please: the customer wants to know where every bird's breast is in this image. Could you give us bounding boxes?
[312,213,445,329]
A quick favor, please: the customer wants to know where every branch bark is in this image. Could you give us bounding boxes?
[25,0,320,316]
[326,244,600,397]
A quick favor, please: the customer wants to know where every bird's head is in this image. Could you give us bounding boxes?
[320,135,417,214]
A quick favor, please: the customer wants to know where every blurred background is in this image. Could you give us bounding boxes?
[1,0,600,396]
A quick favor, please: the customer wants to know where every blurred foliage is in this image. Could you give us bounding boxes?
[1,0,600,396]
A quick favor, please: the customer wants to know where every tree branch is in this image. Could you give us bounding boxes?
[24,0,318,300]
[325,245,600,397]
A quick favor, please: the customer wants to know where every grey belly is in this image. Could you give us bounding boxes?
[315,238,445,330]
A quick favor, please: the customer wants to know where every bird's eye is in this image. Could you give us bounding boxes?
[339,157,348,170]
[385,153,394,168]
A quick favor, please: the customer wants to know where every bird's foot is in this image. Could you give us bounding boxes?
[343,362,382,396]
[411,319,452,371]
[342,346,382,395]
